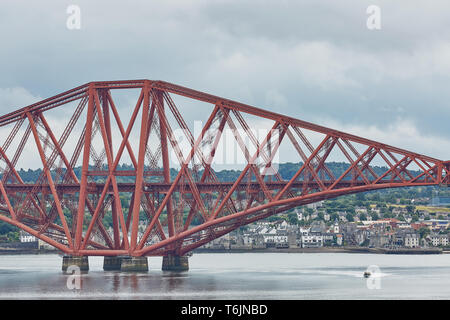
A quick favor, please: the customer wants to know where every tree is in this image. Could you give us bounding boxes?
[418,227,429,239]
[0,221,17,235]
[356,193,365,201]
[330,213,339,222]
[287,213,298,225]
[386,194,396,204]
[317,212,324,221]
[378,202,387,209]
[298,220,307,226]
[383,212,393,219]
[7,231,19,242]
[360,238,370,247]
[406,205,415,214]
[267,215,283,223]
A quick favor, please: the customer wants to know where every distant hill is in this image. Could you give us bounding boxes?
[11,161,421,183]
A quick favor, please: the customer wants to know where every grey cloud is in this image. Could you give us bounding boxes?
[0,0,450,160]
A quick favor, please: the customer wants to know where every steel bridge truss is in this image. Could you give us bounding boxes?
[0,80,448,256]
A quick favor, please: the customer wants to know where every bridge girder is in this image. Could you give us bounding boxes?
[0,80,448,256]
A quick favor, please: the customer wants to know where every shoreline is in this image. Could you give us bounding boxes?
[0,246,443,256]
[194,246,443,255]
[0,248,59,255]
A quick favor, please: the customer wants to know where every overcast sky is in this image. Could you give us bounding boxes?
[1,1,450,168]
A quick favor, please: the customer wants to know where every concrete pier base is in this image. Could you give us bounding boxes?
[162,255,189,271]
[62,255,89,273]
[120,256,148,272]
[103,256,123,271]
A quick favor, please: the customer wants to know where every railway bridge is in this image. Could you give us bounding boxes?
[0,80,448,272]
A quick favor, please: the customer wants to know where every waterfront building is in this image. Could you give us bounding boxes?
[323,233,334,246]
[404,233,420,248]
[430,233,449,247]
[310,220,326,234]
[19,231,36,243]
[37,239,55,250]
[369,232,389,248]
[299,227,310,235]
[301,234,323,248]
[336,234,343,246]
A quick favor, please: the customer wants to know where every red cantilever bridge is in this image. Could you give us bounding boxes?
[0,79,449,270]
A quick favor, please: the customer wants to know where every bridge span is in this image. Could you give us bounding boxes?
[0,80,448,272]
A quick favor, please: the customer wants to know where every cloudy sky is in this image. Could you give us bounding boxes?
[1,0,450,168]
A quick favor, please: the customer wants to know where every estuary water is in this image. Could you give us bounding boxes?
[0,252,450,299]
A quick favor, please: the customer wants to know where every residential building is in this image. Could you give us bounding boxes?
[404,233,420,248]
[430,233,449,247]
[336,233,343,246]
[19,231,36,243]
[301,233,323,248]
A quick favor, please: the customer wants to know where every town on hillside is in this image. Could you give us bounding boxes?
[199,193,450,251]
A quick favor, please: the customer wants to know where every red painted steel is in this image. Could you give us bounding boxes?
[0,80,448,257]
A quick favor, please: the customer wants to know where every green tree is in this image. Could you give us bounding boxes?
[406,205,415,214]
[330,213,339,222]
[418,227,429,239]
[287,213,298,225]
[360,238,370,247]
[7,231,19,242]
[0,221,17,235]
[317,212,324,221]
[383,211,393,219]
[356,193,365,201]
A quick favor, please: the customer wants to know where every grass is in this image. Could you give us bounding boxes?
[372,203,450,213]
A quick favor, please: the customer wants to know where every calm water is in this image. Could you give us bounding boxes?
[0,252,449,299]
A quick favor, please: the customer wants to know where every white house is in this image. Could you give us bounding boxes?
[295,209,303,221]
[430,234,449,247]
[301,234,323,248]
[355,207,368,214]
[19,231,36,243]
[404,233,419,248]
[336,234,343,246]
[263,228,288,245]
[299,227,310,236]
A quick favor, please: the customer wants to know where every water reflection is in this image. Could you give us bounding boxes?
[1,253,450,299]
[112,274,120,292]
